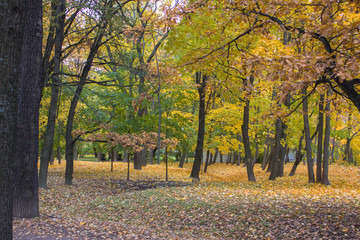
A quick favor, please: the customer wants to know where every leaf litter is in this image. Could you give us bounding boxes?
[13,162,360,239]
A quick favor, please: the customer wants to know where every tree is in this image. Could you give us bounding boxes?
[39,0,66,188]
[13,0,42,217]
[190,72,207,181]
[1,0,42,236]
[242,76,256,182]
[302,88,315,183]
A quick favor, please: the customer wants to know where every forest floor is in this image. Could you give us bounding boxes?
[13,161,360,239]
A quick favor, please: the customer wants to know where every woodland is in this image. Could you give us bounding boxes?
[1,0,360,239]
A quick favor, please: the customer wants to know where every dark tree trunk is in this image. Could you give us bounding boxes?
[220,154,223,163]
[242,76,256,181]
[134,151,142,170]
[322,94,331,186]
[261,133,270,170]
[178,153,186,168]
[302,88,315,183]
[316,94,324,183]
[266,146,274,172]
[0,0,21,233]
[289,134,304,176]
[269,118,282,180]
[57,146,61,164]
[13,0,42,218]
[204,150,210,173]
[1,0,41,234]
[39,0,65,189]
[73,142,78,161]
[65,15,108,185]
[212,149,218,164]
[123,151,129,162]
[149,149,154,165]
[190,73,207,181]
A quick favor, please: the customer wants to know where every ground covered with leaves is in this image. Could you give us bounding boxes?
[13,161,360,239]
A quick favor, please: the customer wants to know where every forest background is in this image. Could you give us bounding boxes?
[1,0,360,239]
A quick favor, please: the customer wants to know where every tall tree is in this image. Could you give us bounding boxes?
[13,0,42,218]
[316,93,324,183]
[190,72,207,181]
[322,89,331,185]
[39,0,66,189]
[302,87,315,183]
[65,1,113,185]
[1,0,42,236]
[242,76,256,182]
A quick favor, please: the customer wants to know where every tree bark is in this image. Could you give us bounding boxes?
[13,0,42,218]
[316,94,324,183]
[242,76,256,181]
[204,150,210,173]
[269,118,282,180]
[302,88,315,183]
[322,92,331,186]
[0,0,25,236]
[190,73,207,180]
[289,134,304,176]
[39,0,65,189]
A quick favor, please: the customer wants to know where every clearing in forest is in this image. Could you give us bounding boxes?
[14,162,360,239]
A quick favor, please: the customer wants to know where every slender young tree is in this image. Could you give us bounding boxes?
[39,0,66,188]
[302,87,315,183]
[190,72,207,181]
[242,76,256,182]
[316,94,324,183]
[322,90,331,186]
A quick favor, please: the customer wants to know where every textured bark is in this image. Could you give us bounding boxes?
[302,88,315,183]
[316,94,324,183]
[190,73,207,180]
[269,118,282,180]
[322,95,331,186]
[178,153,186,168]
[242,76,256,181]
[289,134,304,176]
[0,0,25,235]
[204,150,210,173]
[39,0,65,187]
[13,0,42,218]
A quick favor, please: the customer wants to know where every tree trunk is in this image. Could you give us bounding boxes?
[65,15,108,185]
[204,150,210,173]
[289,134,304,176]
[13,0,42,218]
[39,0,65,189]
[1,0,41,234]
[73,142,78,161]
[149,149,154,165]
[123,151,129,162]
[178,153,186,168]
[57,146,61,164]
[134,151,142,170]
[316,94,324,183]
[190,73,207,181]
[242,76,256,181]
[269,118,282,180]
[0,0,22,232]
[322,93,331,186]
[302,88,315,183]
